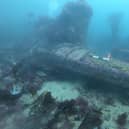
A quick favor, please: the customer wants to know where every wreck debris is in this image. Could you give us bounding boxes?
[109,12,123,43]
[15,45,129,90]
[35,0,93,49]
[10,83,23,95]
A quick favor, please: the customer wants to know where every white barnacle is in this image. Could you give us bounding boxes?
[102,57,110,61]
[92,55,99,59]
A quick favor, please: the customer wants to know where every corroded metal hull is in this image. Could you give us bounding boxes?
[6,44,128,94]
[29,44,129,89]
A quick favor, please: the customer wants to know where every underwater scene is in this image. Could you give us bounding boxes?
[1,0,129,129]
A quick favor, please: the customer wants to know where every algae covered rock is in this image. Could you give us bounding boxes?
[23,90,103,129]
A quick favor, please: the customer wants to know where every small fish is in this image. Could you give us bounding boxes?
[102,53,112,61]
[92,55,99,59]
[27,12,35,18]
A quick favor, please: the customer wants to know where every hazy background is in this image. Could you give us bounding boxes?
[0,0,129,54]
[88,0,129,55]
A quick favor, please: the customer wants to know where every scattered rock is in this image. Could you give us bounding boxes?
[78,109,103,129]
[116,113,128,128]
